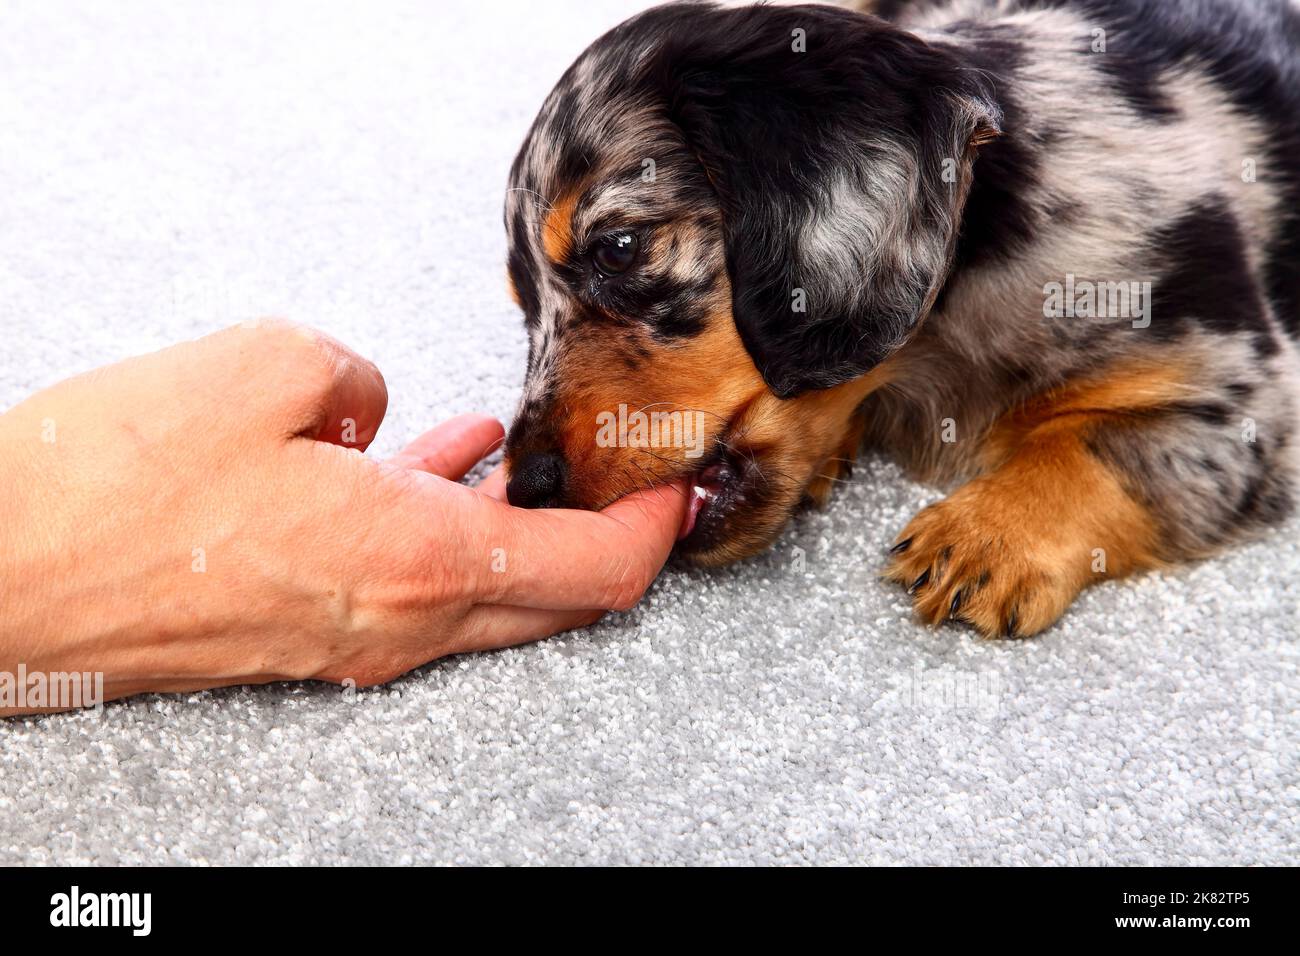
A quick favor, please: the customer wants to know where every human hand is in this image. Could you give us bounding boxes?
[0,321,686,715]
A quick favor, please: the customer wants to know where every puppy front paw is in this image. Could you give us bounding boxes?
[883,482,1092,638]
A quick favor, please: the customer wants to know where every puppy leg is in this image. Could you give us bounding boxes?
[884,415,1159,637]
[884,359,1295,637]
[805,409,867,506]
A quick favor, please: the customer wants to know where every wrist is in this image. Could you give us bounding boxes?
[0,405,85,711]
[0,401,228,712]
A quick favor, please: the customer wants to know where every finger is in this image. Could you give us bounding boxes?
[386,414,504,480]
[449,605,605,656]
[297,330,389,452]
[470,480,689,612]
[474,464,507,501]
[198,321,390,449]
[44,321,387,452]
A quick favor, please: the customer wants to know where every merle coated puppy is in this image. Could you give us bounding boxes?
[500,0,1300,637]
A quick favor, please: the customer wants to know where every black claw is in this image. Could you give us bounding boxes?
[889,537,912,555]
[1004,610,1018,638]
[949,589,963,618]
[908,568,930,594]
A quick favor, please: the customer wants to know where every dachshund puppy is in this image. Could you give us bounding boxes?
[501,0,1300,637]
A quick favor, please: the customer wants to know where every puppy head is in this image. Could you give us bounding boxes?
[502,1,998,564]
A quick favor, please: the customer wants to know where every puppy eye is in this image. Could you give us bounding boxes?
[591,233,639,276]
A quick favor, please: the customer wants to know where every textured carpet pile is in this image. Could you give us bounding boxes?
[1,0,1295,865]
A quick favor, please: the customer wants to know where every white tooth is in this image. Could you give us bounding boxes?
[693,485,709,500]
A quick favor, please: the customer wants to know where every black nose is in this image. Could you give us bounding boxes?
[506,452,567,509]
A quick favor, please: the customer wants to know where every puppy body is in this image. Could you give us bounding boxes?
[867,0,1298,481]
[858,0,1300,629]
[503,0,1300,636]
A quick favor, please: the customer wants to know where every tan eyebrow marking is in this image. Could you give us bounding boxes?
[541,190,581,264]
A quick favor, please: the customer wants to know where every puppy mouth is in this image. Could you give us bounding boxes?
[677,449,753,552]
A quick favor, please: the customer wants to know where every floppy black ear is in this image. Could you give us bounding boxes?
[651,5,1000,397]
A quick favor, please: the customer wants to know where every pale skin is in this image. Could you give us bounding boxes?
[0,321,687,716]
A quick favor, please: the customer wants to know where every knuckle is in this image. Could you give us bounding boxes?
[227,319,339,396]
[245,317,317,352]
[253,320,335,375]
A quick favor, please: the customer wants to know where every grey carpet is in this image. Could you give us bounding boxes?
[1,0,1295,866]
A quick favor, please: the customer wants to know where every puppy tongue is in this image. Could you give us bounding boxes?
[678,484,710,540]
